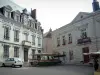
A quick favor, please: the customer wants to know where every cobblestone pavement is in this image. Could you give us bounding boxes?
[0,65,94,75]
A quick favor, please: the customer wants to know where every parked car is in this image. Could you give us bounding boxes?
[2,58,23,67]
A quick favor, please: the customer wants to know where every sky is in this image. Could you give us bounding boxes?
[11,0,97,33]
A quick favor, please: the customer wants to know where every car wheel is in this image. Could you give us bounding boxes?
[20,65,22,67]
[2,63,5,67]
[12,64,15,68]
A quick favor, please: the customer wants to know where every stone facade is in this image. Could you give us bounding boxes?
[0,3,43,62]
[43,29,53,53]
[51,11,100,64]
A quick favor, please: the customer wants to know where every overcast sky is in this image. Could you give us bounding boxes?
[11,0,98,33]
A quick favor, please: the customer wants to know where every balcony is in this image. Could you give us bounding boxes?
[22,40,31,47]
[14,38,19,42]
[4,36,9,40]
[77,37,91,44]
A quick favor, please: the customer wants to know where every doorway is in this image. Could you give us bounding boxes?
[82,47,89,63]
[24,48,28,62]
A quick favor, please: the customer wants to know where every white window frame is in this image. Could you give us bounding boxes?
[14,30,19,42]
[4,27,10,40]
[32,35,36,45]
[3,45,9,58]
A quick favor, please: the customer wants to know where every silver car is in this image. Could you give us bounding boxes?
[2,58,23,67]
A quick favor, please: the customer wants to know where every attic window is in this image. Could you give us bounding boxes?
[5,11,10,18]
[81,15,83,18]
[35,23,37,29]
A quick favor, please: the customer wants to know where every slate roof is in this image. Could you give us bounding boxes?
[0,0,23,12]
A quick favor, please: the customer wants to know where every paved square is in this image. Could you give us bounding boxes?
[0,65,94,75]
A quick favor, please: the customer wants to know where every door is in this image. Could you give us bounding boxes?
[24,48,28,62]
[82,47,89,63]
[83,55,90,63]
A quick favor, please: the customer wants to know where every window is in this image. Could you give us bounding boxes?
[81,29,87,39]
[14,47,19,57]
[4,45,9,58]
[16,15,19,22]
[24,33,28,41]
[68,33,72,44]
[10,58,14,61]
[5,11,10,18]
[32,35,35,45]
[62,36,66,45]
[57,37,60,47]
[29,20,31,27]
[4,27,10,40]
[38,50,41,53]
[38,37,41,46]
[14,30,19,42]
[6,58,10,61]
[21,17,24,23]
[24,16,28,25]
[35,23,37,29]
[69,50,74,60]
[32,23,34,28]
[38,26,40,31]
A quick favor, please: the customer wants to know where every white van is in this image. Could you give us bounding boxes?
[1,58,23,67]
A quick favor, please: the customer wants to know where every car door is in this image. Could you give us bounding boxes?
[16,58,23,65]
[9,58,15,66]
[5,58,11,66]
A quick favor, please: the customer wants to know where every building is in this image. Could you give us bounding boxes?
[0,0,43,63]
[43,28,53,53]
[44,0,100,64]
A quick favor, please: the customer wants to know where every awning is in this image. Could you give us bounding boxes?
[90,50,100,54]
[83,50,100,55]
[83,53,90,55]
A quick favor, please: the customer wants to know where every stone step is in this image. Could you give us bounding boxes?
[23,62,30,67]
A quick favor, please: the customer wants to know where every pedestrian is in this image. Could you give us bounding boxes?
[94,58,99,71]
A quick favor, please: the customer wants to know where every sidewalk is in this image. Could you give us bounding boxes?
[62,62,91,67]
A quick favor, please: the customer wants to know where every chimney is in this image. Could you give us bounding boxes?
[92,0,100,12]
[31,8,36,19]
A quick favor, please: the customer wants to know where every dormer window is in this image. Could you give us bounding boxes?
[11,10,21,22]
[21,8,29,25]
[3,5,12,18]
[5,11,10,18]
[35,23,37,29]
[21,16,24,23]
[32,22,35,28]
[16,15,20,22]
[28,20,31,27]
[23,8,27,14]
[24,15,28,25]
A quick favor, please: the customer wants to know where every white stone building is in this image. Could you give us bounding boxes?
[51,0,100,64]
[0,1,43,63]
